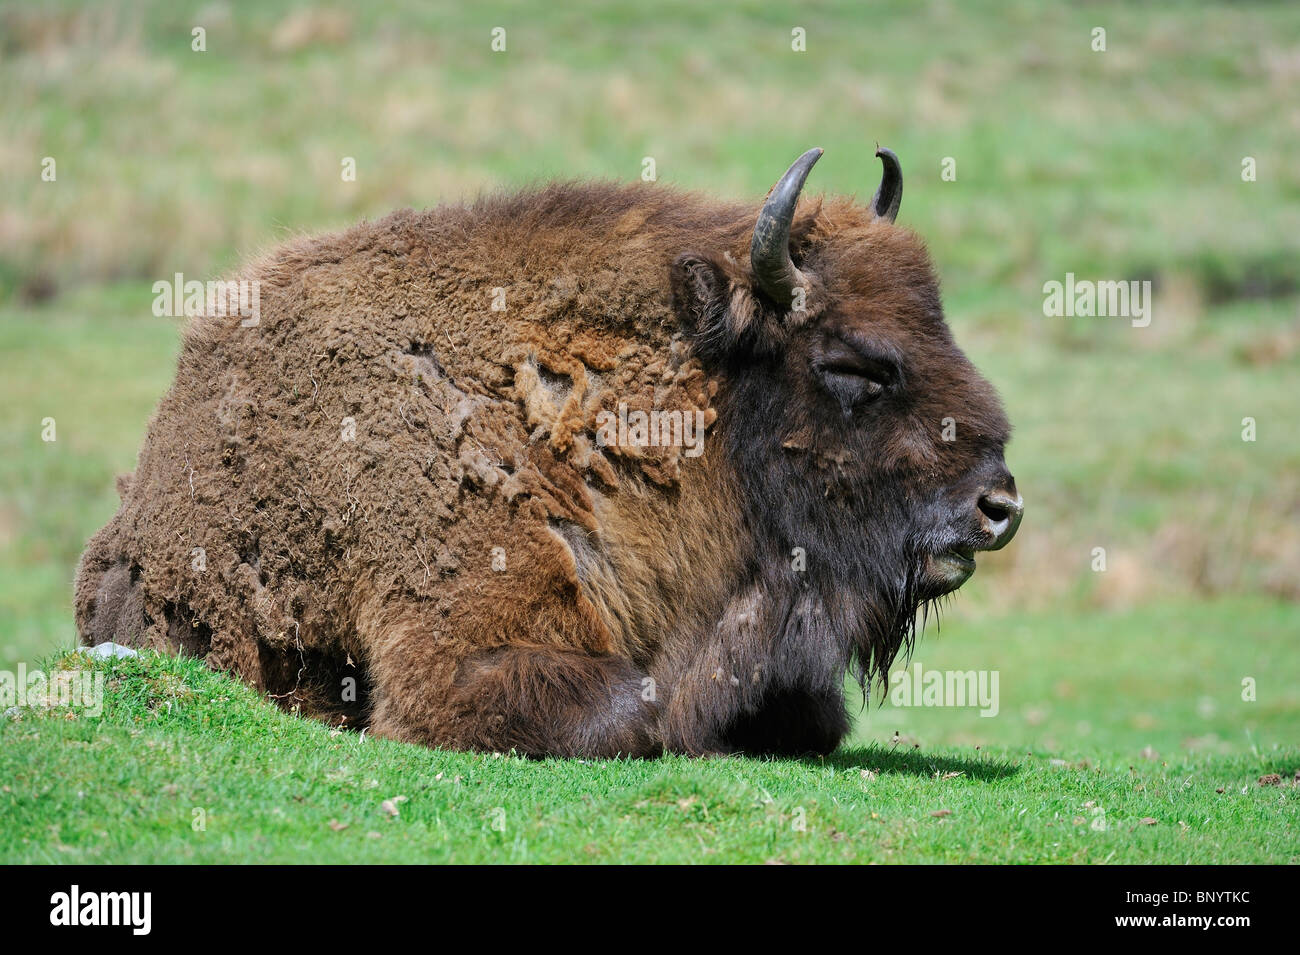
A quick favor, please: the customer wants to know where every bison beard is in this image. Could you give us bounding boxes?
[74,146,1020,758]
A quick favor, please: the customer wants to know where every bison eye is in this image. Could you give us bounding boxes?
[815,358,893,408]
[821,365,884,398]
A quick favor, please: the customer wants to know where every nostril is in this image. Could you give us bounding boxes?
[977,490,1024,549]
[978,497,1011,525]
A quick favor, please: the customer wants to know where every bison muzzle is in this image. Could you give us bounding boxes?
[75,144,1022,758]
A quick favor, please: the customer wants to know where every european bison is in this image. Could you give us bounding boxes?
[75,146,1022,758]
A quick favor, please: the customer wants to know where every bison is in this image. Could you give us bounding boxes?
[75,145,1022,758]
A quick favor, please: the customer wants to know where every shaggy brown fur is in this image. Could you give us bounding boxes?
[75,166,1019,758]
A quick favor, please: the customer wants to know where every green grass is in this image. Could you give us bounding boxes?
[2,0,1298,863]
[3,597,1296,864]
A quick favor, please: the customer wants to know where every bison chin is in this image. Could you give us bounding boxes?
[921,546,977,597]
[842,534,991,695]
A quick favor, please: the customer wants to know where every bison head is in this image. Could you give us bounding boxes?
[671,146,1022,690]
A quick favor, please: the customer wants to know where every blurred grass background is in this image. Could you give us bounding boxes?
[1,0,1297,762]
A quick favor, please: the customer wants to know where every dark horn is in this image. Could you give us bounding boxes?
[750,147,822,305]
[871,145,902,222]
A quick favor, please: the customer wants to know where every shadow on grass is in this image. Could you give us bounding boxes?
[810,743,1020,782]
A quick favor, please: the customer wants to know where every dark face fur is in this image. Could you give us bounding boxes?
[672,201,1022,691]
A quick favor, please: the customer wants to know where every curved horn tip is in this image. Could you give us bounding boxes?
[871,145,903,223]
[781,147,824,187]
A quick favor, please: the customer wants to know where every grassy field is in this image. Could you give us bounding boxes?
[4,603,1296,864]
[1,0,1298,863]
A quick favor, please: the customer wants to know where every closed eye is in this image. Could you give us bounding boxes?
[816,363,893,410]
[816,351,896,387]
[819,364,886,397]
[813,338,900,408]
[819,360,889,381]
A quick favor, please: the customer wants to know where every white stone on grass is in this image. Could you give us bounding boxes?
[76,642,139,660]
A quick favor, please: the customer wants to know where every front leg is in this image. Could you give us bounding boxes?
[719,688,849,756]
[659,653,849,757]
[656,586,850,756]
[370,642,662,759]
[655,589,771,756]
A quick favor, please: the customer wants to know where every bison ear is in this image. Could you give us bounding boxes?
[671,252,759,358]
[671,253,727,325]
